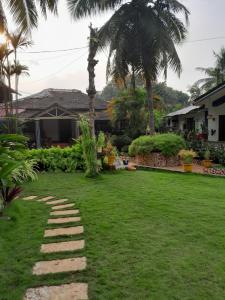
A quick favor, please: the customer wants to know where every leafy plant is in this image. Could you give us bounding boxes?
[179,149,197,164]
[25,142,84,172]
[111,134,132,151]
[204,149,211,160]
[129,134,186,157]
[0,134,37,214]
[80,116,99,178]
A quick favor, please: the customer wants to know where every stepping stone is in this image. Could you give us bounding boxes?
[32,257,86,275]
[50,209,79,216]
[41,240,85,253]
[24,283,88,300]
[23,196,37,200]
[48,217,81,224]
[38,196,55,202]
[44,226,84,237]
[46,199,68,205]
[51,203,75,210]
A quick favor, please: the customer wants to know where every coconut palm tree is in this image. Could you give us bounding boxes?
[69,0,189,134]
[193,48,225,93]
[0,0,58,33]
[13,62,29,128]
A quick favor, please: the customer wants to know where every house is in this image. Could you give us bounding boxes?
[166,82,225,143]
[10,88,110,148]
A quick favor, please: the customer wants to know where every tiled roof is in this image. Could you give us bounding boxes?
[16,89,107,111]
[167,105,199,117]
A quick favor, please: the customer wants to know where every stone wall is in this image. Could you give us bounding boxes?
[131,153,180,167]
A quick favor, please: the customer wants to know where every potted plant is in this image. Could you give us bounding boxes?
[103,142,117,166]
[203,149,212,168]
[178,149,197,172]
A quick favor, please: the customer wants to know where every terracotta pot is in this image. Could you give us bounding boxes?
[183,164,193,173]
[203,160,212,168]
[108,155,115,166]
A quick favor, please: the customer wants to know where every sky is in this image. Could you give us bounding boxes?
[6,0,225,97]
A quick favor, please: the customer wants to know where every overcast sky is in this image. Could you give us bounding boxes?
[7,0,225,97]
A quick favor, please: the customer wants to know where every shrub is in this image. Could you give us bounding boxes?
[80,117,99,178]
[111,134,132,151]
[0,134,37,214]
[25,142,84,172]
[129,133,186,157]
[178,149,197,164]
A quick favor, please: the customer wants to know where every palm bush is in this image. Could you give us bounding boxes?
[0,134,37,215]
[129,134,186,157]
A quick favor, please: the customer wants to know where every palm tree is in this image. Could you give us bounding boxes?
[69,0,189,134]
[0,0,58,33]
[195,67,222,92]
[193,47,225,94]
[8,30,32,62]
[188,83,202,102]
[13,62,29,129]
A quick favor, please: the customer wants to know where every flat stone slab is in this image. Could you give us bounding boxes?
[23,196,37,200]
[51,203,75,210]
[44,226,84,237]
[32,257,86,275]
[50,209,79,216]
[41,240,85,253]
[38,196,55,202]
[48,217,81,224]
[46,199,68,205]
[24,283,88,300]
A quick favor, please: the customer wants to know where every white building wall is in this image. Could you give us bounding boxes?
[204,99,225,142]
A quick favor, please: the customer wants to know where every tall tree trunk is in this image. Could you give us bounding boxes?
[145,77,155,135]
[87,24,98,138]
[15,75,19,132]
[15,51,19,132]
[131,64,136,93]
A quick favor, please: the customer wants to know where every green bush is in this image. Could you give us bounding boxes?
[129,133,186,157]
[111,134,132,151]
[25,142,84,172]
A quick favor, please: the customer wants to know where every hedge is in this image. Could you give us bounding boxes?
[25,143,84,172]
[129,133,186,157]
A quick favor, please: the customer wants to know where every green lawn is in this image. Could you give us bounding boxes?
[1,170,225,299]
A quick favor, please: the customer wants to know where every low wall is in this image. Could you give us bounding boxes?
[131,153,180,167]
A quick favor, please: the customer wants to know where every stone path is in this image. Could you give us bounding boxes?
[47,216,81,224]
[24,283,88,300]
[44,226,84,237]
[50,209,79,216]
[23,195,88,299]
[41,240,85,254]
[51,203,75,210]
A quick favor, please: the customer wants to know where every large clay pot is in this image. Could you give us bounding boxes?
[203,160,212,168]
[108,155,115,166]
[183,164,193,173]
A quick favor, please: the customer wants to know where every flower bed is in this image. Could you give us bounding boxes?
[204,167,225,176]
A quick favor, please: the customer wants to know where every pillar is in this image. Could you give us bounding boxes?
[35,119,41,148]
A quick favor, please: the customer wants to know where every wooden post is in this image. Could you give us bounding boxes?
[35,119,41,148]
[87,24,99,138]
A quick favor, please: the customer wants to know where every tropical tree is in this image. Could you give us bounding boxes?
[8,30,32,62]
[69,0,189,135]
[188,83,202,102]
[192,47,225,94]
[13,62,29,126]
[0,0,58,33]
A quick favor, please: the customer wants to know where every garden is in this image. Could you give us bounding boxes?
[1,120,225,299]
[2,171,225,299]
